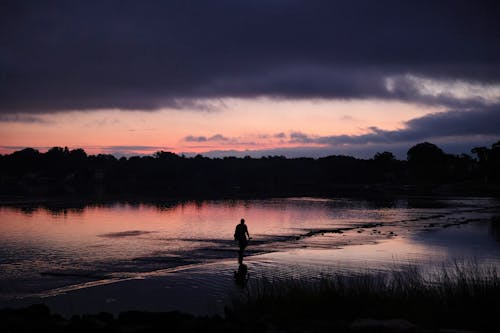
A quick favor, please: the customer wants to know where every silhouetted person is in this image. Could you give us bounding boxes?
[234,218,250,264]
[234,263,249,288]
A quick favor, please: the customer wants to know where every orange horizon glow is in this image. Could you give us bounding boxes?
[0,98,445,156]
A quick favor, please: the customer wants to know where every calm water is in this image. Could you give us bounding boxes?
[1,197,500,312]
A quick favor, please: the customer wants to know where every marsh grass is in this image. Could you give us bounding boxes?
[228,261,500,331]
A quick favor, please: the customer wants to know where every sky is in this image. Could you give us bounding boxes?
[1,0,499,159]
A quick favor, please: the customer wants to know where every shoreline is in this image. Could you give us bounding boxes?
[2,259,499,333]
[1,189,499,207]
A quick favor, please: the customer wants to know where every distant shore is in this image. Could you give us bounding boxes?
[2,141,499,201]
[1,183,499,208]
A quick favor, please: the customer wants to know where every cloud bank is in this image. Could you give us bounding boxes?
[185,105,500,158]
[289,105,500,146]
[1,1,499,113]
[184,134,230,143]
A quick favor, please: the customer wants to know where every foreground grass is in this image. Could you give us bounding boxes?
[227,262,500,332]
[1,262,499,332]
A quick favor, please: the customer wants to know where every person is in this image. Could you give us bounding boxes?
[234,218,250,263]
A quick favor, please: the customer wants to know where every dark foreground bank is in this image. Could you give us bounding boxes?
[2,263,499,333]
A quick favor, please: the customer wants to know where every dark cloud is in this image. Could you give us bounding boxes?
[209,134,230,142]
[0,114,50,123]
[288,105,500,146]
[184,134,230,142]
[1,0,499,113]
[184,136,209,143]
[290,132,317,144]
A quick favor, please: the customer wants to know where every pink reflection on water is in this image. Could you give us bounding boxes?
[1,197,499,302]
[0,199,404,269]
[1,198,498,273]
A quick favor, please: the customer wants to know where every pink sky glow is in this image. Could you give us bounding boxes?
[0,98,443,157]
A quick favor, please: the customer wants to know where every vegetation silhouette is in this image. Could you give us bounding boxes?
[1,140,499,199]
[6,263,496,332]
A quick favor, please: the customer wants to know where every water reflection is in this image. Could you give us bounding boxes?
[234,263,249,288]
[7,196,495,216]
[0,197,499,300]
[411,219,500,264]
[11,200,185,216]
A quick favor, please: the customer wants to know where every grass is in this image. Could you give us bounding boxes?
[227,261,500,332]
[2,262,499,332]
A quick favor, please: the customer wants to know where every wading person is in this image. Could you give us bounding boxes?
[234,218,250,263]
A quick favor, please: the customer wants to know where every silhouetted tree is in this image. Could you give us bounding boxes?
[0,140,497,197]
[69,148,87,160]
[472,141,500,184]
[407,142,446,183]
[372,151,398,182]
[374,151,395,162]
[153,151,181,160]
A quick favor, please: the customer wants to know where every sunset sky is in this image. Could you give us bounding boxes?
[1,1,499,159]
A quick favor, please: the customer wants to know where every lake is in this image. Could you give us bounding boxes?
[1,197,499,315]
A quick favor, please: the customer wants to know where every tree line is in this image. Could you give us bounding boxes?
[0,141,499,198]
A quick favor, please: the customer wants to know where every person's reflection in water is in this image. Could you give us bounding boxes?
[234,218,250,264]
[234,263,249,288]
